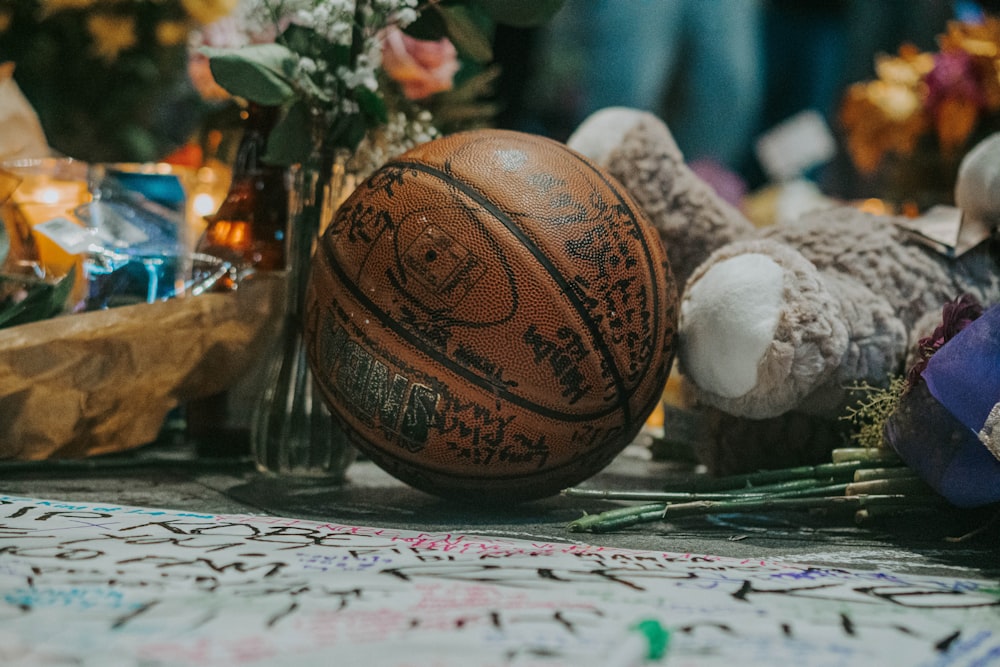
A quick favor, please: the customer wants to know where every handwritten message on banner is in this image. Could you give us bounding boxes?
[1,495,998,666]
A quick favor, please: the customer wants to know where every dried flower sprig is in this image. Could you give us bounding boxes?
[840,377,907,449]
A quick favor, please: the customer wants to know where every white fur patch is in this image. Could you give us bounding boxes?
[680,253,785,398]
[566,107,645,164]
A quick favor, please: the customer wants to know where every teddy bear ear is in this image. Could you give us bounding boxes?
[566,107,681,167]
[955,132,1000,227]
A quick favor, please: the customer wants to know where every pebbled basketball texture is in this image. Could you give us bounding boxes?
[304,129,678,502]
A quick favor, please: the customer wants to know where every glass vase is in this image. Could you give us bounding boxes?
[250,149,356,479]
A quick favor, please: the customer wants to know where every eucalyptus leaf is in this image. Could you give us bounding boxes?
[203,44,298,106]
[0,270,75,330]
[263,101,316,166]
[436,4,494,63]
[472,0,566,27]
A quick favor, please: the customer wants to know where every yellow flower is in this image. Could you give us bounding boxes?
[156,19,190,47]
[868,80,921,122]
[179,0,237,25]
[86,13,137,62]
[874,50,933,88]
[39,0,100,16]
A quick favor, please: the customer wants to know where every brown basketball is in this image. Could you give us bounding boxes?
[304,129,677,501]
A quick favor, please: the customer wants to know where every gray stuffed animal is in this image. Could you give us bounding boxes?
[569,107,1000,472]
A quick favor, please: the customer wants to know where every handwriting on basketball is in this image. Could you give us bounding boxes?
[2,496,998,666]
[312,312,438,452]
[564,197,660,386]
[523,324,592,404]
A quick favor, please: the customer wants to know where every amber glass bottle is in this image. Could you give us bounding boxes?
[187,103,290,457]
[196,103,288,282]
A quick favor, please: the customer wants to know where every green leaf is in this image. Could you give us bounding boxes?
[0,218,9,268]
[0,270,75,330]
[263,101,316,167]
[327,112,368,153]
[203,44,298,106]
[355,86,388,126]
[403,9,447,41]
[472,0,566,27]
[436,5,494,63]
[281,24,351,70]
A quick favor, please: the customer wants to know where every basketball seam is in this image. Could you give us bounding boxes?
[395,157,636,424]
[316,240,621,423]
[567,153,671,389]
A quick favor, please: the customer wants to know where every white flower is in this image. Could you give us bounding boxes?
[298,57,317,74]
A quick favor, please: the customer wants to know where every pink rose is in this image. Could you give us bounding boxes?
[381,25,459,100]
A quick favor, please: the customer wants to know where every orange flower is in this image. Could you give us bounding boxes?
[380,25,459,100]
[839,81,928,173]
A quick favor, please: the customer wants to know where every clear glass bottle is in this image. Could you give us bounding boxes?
[250,147,356,479]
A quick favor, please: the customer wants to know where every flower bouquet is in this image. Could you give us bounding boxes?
[838,16,1000,208]
[200,0,566,171]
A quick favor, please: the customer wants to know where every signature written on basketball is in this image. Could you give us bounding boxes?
[522,324,592,405]
[437,391,550,468]
[310,309,440,453]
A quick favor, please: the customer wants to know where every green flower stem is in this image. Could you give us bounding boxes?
[568,494,946,533]
[562,489,753,502]
[659,494,944,521]
[761,482,850,499]
[845,477,937,497]
[853,466,921,482]
[563,480,849,503]
[717,477,841,496]
[656,460,877,494]
[564,448,928,533]
[562,478,848,503]
[830,447,902,464]
[566,503,669,533]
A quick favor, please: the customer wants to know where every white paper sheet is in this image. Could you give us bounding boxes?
[1,495,998,666]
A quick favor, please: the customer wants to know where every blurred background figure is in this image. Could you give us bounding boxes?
[498,0,998,200]
[504,0,765,182]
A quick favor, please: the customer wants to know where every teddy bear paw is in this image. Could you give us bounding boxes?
[678,240,850,419]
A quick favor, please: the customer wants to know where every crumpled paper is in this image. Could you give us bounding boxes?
[0,273,285,460]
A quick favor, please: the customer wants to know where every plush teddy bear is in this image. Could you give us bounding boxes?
[567,107,1000,473]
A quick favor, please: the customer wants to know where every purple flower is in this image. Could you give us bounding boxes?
[906,293,984,388]
[924,51,987,116]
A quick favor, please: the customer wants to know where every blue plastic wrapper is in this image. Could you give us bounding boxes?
[73,187,185,309]
[886,303,1000,508]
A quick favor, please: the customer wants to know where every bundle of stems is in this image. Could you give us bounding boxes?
[565,447,948,533]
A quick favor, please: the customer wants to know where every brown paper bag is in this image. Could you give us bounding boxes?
[0,273,285,459]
